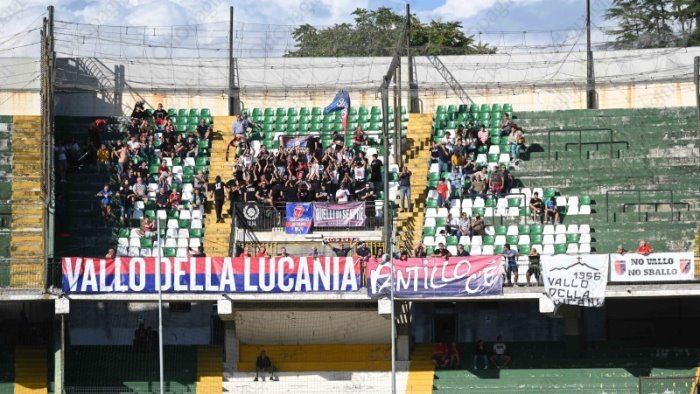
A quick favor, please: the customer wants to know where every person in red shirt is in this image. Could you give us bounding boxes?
[431,342,450,369]
[636,240,653,255]
[436,179,449,208]
[255,246,269,258]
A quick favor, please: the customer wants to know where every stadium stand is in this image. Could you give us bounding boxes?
[13,346,47,394]
[0,116,11,287]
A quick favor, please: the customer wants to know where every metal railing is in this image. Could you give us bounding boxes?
[547,128,629,160]
[0,257,47,290]
[605,189,677,222]
[638,375,696,394]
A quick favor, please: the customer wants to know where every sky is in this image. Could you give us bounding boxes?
[0,0,614,57]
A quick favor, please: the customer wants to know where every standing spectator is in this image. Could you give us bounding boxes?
[473,340,488,370]
[500,244,519,286]
[56,143,68,182]
[335,183,350,204]
[152,103,167,125]
[308,246,320,259]
[327,240,355,257]
[507,127,524,164]
[544,196,559,224]
[369,154,383,192]
[277,247,290,257]
[490,336,511,369]
[96,144,110,174]
[254,350,276,382]
[95,184,113,227]
[436,179,449,208]
[437,142,451,173]
[398,165,412,212]
[448,341,461,369]
[636,240,653,255]
[255,246,269,258]
[529,192,543,222]
[130,100,146,119]
[526,248,541,286]
[211,176,226,223]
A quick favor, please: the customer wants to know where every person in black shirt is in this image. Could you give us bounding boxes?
[196,119,210,141]
[211,176,226,223]
[433,243,451,258]
[284,179,298,202]
[529,192,543,222]
[243,181,257,203]
[456,244,470,257]
[254,350,276,382]
[131,100,146,119]
[369,154,383,191]
[153,103,168,125]
[155,187,170,210]
[327,240,356,257]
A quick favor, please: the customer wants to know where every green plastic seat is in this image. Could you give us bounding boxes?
[178,219,191,228]
[370,106,381,115]
[435,217,446,227]
[426,246,435,256]
[503,104,513,112]
[163,247,177,258]
[178,108,188,118]
[436,105,446,114]
[200,108,211,118]
[506,235,518,245]
[140,238,153,249]
[446,236,459,246]
[544,188,557,199]
[426,198,438,208]
[423,227,436,237]
[480,104,490,113]
[519,206,531,217]
[508,198,521,208]
[495,225,507,236]
[518,224,531,234]
[580,195,591,205]
[469,104,479,113]
[484,198,496,208]
[145,210,155,219]
[472,207,485,217]
[530,224,543,235]
[566,234,581,243]
[518,244,530,254]
[493,245,504,255]
[118,228,129,238]
[487,154,498,163]
[530,234,543,244]
[189,228,202,238]
[554,244,567,254]
[483,235,495,245]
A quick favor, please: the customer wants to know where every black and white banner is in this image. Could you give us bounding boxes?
[542,254,608,307]
[610,252,694,282]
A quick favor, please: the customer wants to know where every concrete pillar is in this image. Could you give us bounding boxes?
[54,298,69,394]
[560,305,582,357]
[217,300,238,372]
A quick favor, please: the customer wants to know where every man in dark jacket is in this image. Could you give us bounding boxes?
[254,350,276,381]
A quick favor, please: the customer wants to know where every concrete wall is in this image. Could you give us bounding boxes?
[68,301,213,345]
[234,309,391,344]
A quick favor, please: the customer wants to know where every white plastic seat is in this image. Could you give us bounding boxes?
[518,235,531,245]
[117,246,128,256]
[461,207,472,217]
[181,191,193,202]
[129,228,141,238]
[580,233,592,243]
[470,245,482,256]
[178,229,190,238]
[484,207,494,217]
[436,208,449,218]
[449,207,462,218]
[471,235,483,246]
[162,157,173,167]
[556,196,567,206]
[151,247,162,257]
[461,198,473,209]
[494,235,506,247]
[510,188,520,195]
[134,201,145,210]
[184,157,196,167]
[179,210,192,220]
[182,183,194,193]
[166,228,178,238]
[488,145,500,155]
[554,225,567,235]
[458,236,470,246]
[532,188,544,198]
[475,154,487,164]
[543,225,555,235]
[427,190,439,200]
[423,236,436,246]
[507,207,519,217]
[554,234,567,244]
[446,245,458,256]
[424,217,436,228]
[429,163,440,173]
[506,225,519,236]
[140,248,152,257]
[566,224,579,234]
[167,219,179,229]
[496,198,508,209]
[579,224,591,234]
[129,237,141,248]
[165,238,177,247]
[481,245,494,255]
[566,205,579,215]
[189,238,202,249]
[132,209,144,220]
[148,183,159,192]
[532,244,543,254]
[192,210,203,220]
[484,225,495,236]
[157,209,168,219]
[542,244,555,255]
[176,247,188,257]
[191,219,203,229]
[579,243,591,254]
[520,188,532,199]
[498,153,510,164]
[128,246,140,256]
[579,205,591,215]
[118,237,129,248]
[434,235,447,246]
[425,208,438,218]
[566,243,579,254]
[450,199,461,210]
[568,196,579,206]
[542,235,555,245]
[177,238,189,248]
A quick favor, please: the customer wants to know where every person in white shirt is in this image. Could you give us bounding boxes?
[490,335,511,369]
[335,184,350,203]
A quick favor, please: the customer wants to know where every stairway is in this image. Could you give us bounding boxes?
[203,116,235,256]
[10,116,45,288]
[196,345,223,393]
[13,346,47,394]
[396,113,433,251]
[405,344,435,394]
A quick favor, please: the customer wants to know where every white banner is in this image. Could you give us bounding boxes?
[610,252,695,282]
[542,254,609,307]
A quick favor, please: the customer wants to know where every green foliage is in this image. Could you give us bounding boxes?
[286,7,494,57]
[605,0,700,48]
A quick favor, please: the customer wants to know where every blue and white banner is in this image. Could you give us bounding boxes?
[610,252,694,282]
[285,203,313,234]
[323,90,350,115]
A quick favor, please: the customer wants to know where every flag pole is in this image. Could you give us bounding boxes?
[156,217,164,394]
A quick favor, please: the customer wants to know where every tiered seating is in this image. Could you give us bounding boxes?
[423,104,595,257]
[114,108,211,257]
[160,107,212,133]
[244,105,407,152]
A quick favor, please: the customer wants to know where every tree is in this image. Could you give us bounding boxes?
[605,0,700,49]
[286,7,494,57]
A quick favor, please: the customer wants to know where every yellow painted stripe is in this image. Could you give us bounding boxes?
[196,345,222,394]
[14,346,47,394]
[203,116,235,256]
[405,345,435,394]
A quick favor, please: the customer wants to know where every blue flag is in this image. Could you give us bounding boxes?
[323,90,350,115]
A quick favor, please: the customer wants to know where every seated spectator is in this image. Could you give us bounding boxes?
[414,243,427,258]
[194,171,208,192]
[152,103,167,125]
[470,214,485,236]
[196,119,210,141]
[544,196,559,224]
[456,244,470,257]
[636,240,653,255]
[132,177,147,201]
[155,187,170,209]
[139,216,156,238]
[473,340,488,370]
[446,213,460,236]
[436,179,449,208]
[526,248,541,286]
[500,113,512,135]
[501,244,519,286]
[490,336,511,369]
[431,342,450,369]
[468,168,488,197]
[433,242,451,258]
[464,131,478,158]
[167,190,181,209]
[615,245,628,255]
[448,341,461,369]
[458,212,471,236]
[477,125,489,147]
[489,169,504,196]
[529,192,543,222]
[254,350,276,382]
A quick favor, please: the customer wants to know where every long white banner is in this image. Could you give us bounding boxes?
[542,254,609,307]
[610,252,695,282]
